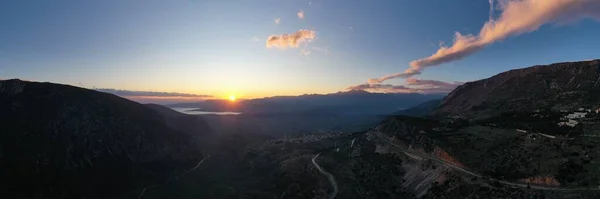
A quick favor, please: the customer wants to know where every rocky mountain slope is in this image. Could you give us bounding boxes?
[0,79,210,198]
[433,59,600,119]
[394,99,442,117]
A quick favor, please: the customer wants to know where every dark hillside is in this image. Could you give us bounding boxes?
[433,59,600,119]
[0,79,209,198]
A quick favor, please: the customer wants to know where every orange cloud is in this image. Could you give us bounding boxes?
[297,10,305,19]
[266,29,316,49]
[369,0,600,83]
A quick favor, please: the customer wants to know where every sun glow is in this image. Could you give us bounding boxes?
[229,95,236,101]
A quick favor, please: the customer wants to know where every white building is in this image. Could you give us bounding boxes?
[566,112,587,119]
[558,119,579,127]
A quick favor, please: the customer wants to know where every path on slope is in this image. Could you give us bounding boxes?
[138,154,211,199]
[312,153,339,199]
[373,130,600,191]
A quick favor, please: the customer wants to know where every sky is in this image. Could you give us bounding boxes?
[1,0,599,101]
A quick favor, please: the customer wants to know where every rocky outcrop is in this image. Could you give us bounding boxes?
[432,147,465,169]
[432,59,600,119]
[520,176,561,187]
[0,79,210,198]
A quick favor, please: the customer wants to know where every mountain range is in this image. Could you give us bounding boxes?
[168,89,444,115]
[3,59,600,198]
[166,90,444,136]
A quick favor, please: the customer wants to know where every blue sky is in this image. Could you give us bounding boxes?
[1,0,599,99]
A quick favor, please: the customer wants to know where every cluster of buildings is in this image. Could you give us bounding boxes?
[278,131,344,143]
[557,119,579,127]
[557,107,600,127]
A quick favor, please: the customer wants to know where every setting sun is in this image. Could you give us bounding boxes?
[229,95,236,101]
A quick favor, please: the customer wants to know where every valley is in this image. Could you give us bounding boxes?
[3,60,600,198]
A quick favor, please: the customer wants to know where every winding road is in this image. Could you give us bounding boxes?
[374,131,600,191]
[312,153,339,199]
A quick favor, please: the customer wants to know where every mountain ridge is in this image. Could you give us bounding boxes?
[168,91,443,115]
[433,59,600,119]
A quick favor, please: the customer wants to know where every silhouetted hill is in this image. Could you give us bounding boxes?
[169,90,444,115]
[146,103,214,137]
[0,79,209,198]
[433,59,600,119]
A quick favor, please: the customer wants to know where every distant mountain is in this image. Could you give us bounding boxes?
[0,79,210,198]
[167,91,442,136]
[394,99,442,117]
[169,90,444,115]
[433,59,600,119]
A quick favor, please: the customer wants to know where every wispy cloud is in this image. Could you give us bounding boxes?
[301,49,311,56]
[348,78,462,94]
[488,0,495,21]
[310,46,330,54]
[300,46,330,56]
[252,36,259,42]
[297,10,305,19]
[406,78,463,91]
[266,29,316,49]
[274,18,281,24]
[96,88,212,98]
[368,0,600,83]
[347,83,414,93]
[411,0,600,69]
[367,68,421,84]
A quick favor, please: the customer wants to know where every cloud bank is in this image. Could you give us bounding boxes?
[96,89,213,104]
[348,78,463,94]
[266,29,316,48]
[96,88,212,98]
[371,0,600,82]
[348,83,411,91]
